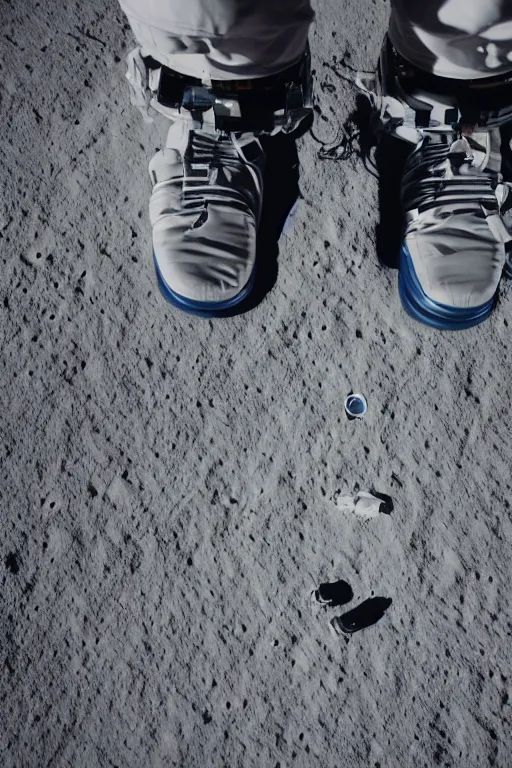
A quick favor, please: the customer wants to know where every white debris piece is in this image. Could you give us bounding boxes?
[336,491,383,519]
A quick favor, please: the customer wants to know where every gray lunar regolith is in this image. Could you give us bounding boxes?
[2,1,512,766]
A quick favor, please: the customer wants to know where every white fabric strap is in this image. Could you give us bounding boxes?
[482,207,512,246]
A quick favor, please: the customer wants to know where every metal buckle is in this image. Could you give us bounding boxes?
[155,52,312,133]
[181,87,215,113]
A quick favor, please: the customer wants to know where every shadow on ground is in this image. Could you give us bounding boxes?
[241,130,302,312]
[335,596,393,634]
[350,94,412,270]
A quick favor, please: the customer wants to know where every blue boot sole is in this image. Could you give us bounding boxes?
[398,243,497,331]
[154,253,257,318]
